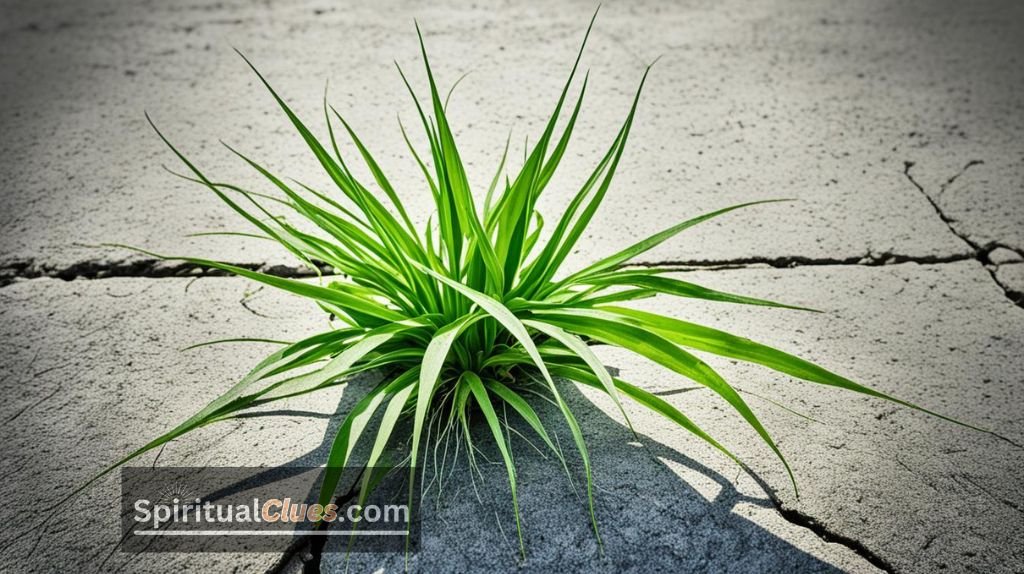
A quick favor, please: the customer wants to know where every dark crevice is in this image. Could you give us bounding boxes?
[903,160,1024,309]
[993,274,1024,306]
[3,168,1021,294]
[936,159,984,201]
[629,251,974,270]
[0,257,326,287]
[767,496,896,574]
[903,160,976,231]
[742,467,896,572]
[265,469,364,574]
[240,286,277,318]
[1,252,988,288]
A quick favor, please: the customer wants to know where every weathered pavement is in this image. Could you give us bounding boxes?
[3,0,1023,278]
[1,265,1021,573]
[1,0,1022,572]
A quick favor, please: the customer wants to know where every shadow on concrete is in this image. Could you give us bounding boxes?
[329,380,849,573]
[97,373,850,573]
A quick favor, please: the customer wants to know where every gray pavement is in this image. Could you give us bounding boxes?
[3,0,1023,276]
[1,0,1023,572]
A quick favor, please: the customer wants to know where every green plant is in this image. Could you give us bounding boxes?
[96,12,993,556]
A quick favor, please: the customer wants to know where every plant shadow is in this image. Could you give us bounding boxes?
[99,379,369,568]
[103,373,852,573]
[326,379,852,573]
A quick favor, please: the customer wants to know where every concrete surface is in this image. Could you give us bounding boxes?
[994,263,1024,305]
[0,276,876,573]
[2,0,1023,573]
[0,276,352,573]
[1,264,1022,573]
[4,0,1023,278]
[613,262,1024,574]
[321,261,1021,573]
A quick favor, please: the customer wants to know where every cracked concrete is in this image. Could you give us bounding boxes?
[905,161,1024,308]
[994,263,1024,306]
[2,0,1023,572]
[0,276,365,573]
[0,257,322,287]
[1,265,1021,573]
[7,0,1020,275]
[618,262,1024,574]
[0,276,879,573]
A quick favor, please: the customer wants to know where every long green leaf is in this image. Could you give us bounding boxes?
[106,244,405,323]
[557,200,791,290]
[318,368,419,511]
[533,307,797,494]
[524,319,634,434]
[548,363,744,469]
[578,271,819,311]
[603,305,999,436]
[485,379,565,465]
[465,372,525,557]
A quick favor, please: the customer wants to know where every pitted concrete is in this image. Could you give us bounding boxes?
[2,0,1023,572]
[321,261,1022,573]
[610,261,1024,573]
[0,277,350,573]
[994,263,1024,305]
[989,248,1023,266]
[0,275,877,573]
[1,263,1021,572]
[5,0,1022,276]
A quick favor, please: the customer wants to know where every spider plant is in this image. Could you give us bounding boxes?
[92,11,995,558]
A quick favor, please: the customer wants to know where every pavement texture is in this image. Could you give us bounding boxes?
[1,0,1022,573]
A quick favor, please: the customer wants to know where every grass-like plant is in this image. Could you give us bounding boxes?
[92,12,994,557]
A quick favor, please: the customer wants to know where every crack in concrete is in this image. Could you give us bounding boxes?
[259,467,896,574]
[3,384,62,425]
[0,252,986,288]
[240,286,278,319]
[742,469,896,572]
[903,161,976,229]
[265,470,365,574]
[951,473,1022,515]
[627,252,974,270]
[993,270,1024,306]
[0,257,324,287]
[3,165,1021,313]
[767,496,896,573]
[903,161,1024,309]
[936,159,985,201]
[0,246,999,572]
